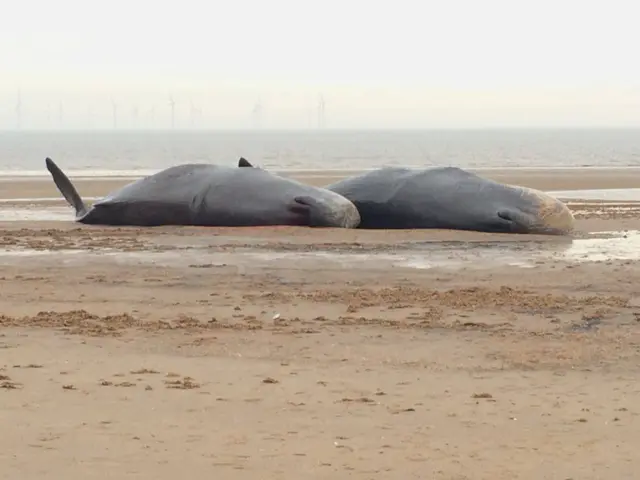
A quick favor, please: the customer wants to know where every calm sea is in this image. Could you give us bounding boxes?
[1,129,639,176]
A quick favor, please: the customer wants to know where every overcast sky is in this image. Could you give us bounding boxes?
[2,0,639,129]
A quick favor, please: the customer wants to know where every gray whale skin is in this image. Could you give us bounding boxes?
[45,157,360,228]
[324,166,575,235]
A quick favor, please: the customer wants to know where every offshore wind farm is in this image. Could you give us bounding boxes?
[1,89,330,131]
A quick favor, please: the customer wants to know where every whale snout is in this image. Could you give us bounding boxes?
[527,190,575,235]
[336,199,361,228]
[297,192,361,228]
[323,192,361,228]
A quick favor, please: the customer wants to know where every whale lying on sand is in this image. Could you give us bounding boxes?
[45,157,360,228]
[323,166,574,235]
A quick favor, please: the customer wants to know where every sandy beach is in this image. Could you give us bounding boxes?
[2,169,640,479]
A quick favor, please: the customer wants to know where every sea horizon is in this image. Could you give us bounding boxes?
[1,128,639,177]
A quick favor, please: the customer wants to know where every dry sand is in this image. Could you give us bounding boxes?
[2,170,640,479]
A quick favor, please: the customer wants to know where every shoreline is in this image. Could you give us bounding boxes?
[1,167,640,199]
[3,164,640,180]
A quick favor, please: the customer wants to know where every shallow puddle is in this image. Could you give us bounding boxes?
[550,188,640,202]
[559,230,640,262]
[0,207,74,222]
[0,231,637,270]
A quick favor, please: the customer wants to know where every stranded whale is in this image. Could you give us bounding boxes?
[324,166,574,235]
[45,157,360,228]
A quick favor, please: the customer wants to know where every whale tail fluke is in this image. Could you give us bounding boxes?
[45,157,88,219]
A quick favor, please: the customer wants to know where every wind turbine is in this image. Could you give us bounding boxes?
[132,104,139,129]
[189,99,196,128]
[188,99,203,129]
[306,95,313,128]
[149,105,156,128]
[15,89,22,130]
[252,99,263,129]
[168,94,176,129]
[317,93,326,129]
[195,104,203,127]
[111,97,118,129]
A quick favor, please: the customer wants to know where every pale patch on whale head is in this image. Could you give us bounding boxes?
[520,187,576,234]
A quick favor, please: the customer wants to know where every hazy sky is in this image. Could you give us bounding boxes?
[2,0,639,129]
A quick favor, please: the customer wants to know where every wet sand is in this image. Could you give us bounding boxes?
[3,165,640,199]
[2,170,640,479]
